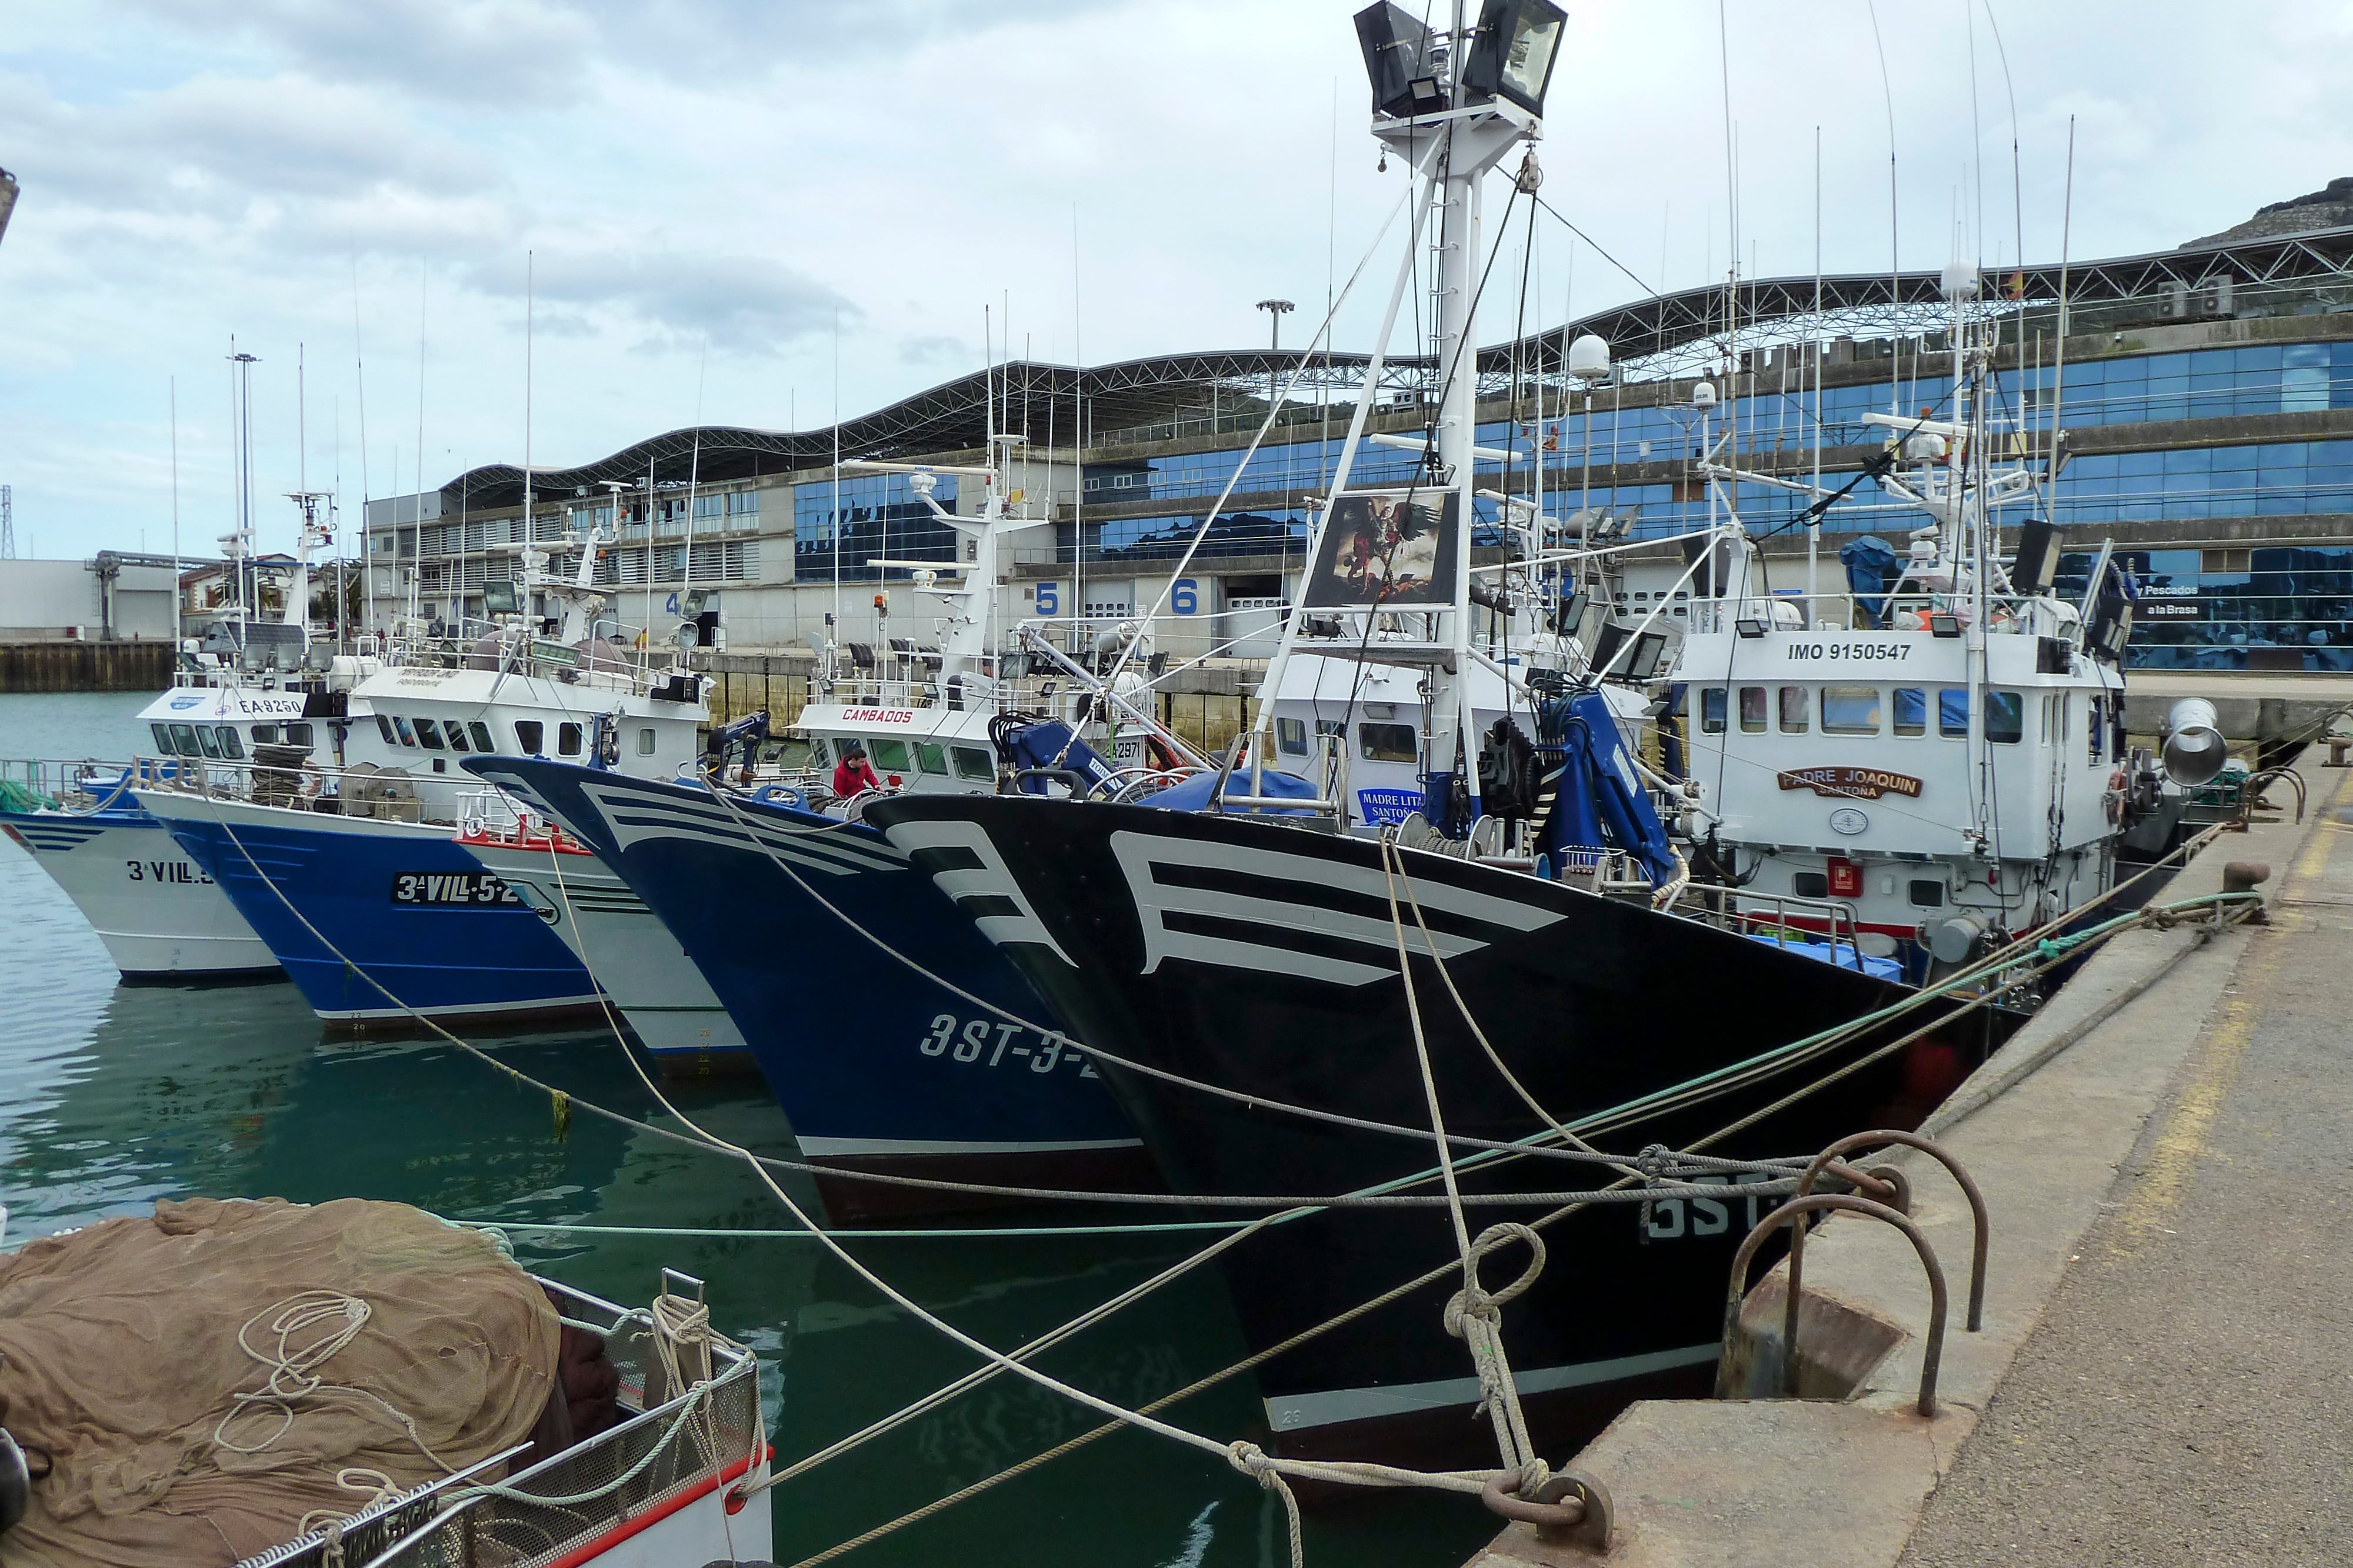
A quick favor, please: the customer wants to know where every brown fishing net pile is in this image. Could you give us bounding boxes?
[0,1197,561,1568]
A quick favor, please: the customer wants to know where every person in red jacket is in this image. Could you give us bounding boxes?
[832,741,883,801]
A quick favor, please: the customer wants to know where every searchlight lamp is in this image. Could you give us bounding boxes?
[1462,0,1567,116]
[1354,3,1447,119]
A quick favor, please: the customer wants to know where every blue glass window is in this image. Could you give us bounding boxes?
[1894,687,1927,736]
[1986,690,2024,745]
[1938,689,1969,738]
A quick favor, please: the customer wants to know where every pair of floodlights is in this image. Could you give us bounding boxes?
[1354,0,1568,121]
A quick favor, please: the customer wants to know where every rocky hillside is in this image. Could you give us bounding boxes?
[2184,177,2353,247]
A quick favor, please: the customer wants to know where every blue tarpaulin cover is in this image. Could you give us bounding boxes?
[1839,535,1901,626]
[1745,932,1905,982]
[1143,766,1323,814]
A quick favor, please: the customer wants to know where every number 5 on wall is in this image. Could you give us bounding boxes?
[1036,582,1061,616]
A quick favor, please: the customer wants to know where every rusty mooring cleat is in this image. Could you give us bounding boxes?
[1484,1469,1614,1553]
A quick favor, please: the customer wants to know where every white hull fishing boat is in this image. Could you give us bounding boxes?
[0,514,362,980]
[1667,263,2218,976]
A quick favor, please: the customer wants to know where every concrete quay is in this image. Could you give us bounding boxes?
[1469,746,2350,1567]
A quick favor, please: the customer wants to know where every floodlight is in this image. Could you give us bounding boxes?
[1462,0,1567,116]
[1929,612,1962,638]
[1735,618,1767,639]
[1354,2,1446,119]
[1629,630,1669,680]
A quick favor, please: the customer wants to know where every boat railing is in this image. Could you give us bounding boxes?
[127,753,488,827]
[1678,588,2056,638]
[238,1275,766,1568]
[0,756,153,809]
[1672,883,1868,964]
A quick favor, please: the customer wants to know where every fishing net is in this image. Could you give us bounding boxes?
[0,1197,560,1568]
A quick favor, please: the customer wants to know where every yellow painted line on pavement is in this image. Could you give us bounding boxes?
[2117,765,2353,1250]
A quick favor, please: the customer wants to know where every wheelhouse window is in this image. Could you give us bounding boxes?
[952,746,995,782]
[915,742,950,776]
[444,722,471,753]
[1699,688,1728,735]
[251,723,278,745]
[169,723,199,755]
[375,714,397,746]
[1276,717,1309,756]
[286,722,314,748]
[1358,722,1417,763]
[1822,687,1881,736]
[2088,697,2105,763]
[807,738,832,769]
[392,716,417,747]
[1938,689,1969,739]
[558,723,583,757]
[149,723,172,752]
[1777,686,1809,733]
[515,720,544,754]
[637,728,657,756]
[414,719,446,750]
[468,722,494,753]
[1738,686,1768,733]
[1987,690,2024,745]
[215,727,245,759]
[870,737,912,772]
[1893,688,1927,737]
[195,727,223,759]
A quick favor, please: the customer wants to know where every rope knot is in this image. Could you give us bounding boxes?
[1444,1223,1547,1338]
[1225,1439,1278,1486]
[1636,1145,1672,1241]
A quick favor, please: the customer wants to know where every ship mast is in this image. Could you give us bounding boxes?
[1251,0,1561,813]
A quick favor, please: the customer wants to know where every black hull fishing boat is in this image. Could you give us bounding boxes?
[867,792,2019,1467]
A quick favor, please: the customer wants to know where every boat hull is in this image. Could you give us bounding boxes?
[137,791,602,1027]
[865,794,2016,1466]
[0,806,279,978]
[460,758,1153,1218]
[459,835,752,1069]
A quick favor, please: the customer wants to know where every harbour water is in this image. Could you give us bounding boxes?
[0,690,1496,1567]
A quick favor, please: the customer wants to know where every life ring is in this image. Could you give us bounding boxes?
[2103,768,2129,825]
[298,760,325,799]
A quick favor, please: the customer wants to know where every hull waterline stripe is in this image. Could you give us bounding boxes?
[1264,1343,1721,1432]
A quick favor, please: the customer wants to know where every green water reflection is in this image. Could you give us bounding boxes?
[0,695,1495,1567]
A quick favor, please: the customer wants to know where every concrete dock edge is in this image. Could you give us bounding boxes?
[1465,750,2336,1568]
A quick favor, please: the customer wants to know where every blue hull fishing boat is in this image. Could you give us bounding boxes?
[460,755,1151,1216]
[139,790,603,1026]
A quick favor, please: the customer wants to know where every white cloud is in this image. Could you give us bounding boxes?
[2,0,2351,559]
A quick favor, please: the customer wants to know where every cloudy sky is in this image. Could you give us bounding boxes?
[3,0,2349,561]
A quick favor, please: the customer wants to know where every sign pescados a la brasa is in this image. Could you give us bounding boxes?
[1776,766,1924,800]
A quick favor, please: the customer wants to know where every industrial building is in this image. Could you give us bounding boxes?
[366,205,2353,673]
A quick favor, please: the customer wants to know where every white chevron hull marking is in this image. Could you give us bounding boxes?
[887,818,1076,966]
[1108,829,1564,988]
[580,782,905,877]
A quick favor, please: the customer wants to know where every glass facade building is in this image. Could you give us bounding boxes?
[796,329,2349,669]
